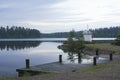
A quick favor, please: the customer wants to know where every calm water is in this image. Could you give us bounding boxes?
[0,41,64,76]
[0,41,94,77]
[0,38,112,77]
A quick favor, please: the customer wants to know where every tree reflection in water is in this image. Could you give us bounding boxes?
[0,41,41,51]
[58,30,86,63]
[59,45,85,64]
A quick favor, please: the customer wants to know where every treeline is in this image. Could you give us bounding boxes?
[41,32,69,38]
[41,31,82,38]
[41,26,120,38]
[91,26,120,37]
[0,26,41,38]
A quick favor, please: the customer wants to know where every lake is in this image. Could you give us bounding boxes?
[0,38,115,77]
[0,41,64,76]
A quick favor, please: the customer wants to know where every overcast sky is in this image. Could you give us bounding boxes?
[0,0,120,33]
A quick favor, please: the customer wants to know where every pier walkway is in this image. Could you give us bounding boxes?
[16,62,91,77]
[16,54,120,77]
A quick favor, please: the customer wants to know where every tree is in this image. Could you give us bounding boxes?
[67,30,75,45]
[62,30,85,53]
[0,26,41,38]
[114,33,120,45]
[74,33,85,53]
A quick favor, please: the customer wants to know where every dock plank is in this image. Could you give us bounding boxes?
[16,62,91,77]
[16,55,120,77]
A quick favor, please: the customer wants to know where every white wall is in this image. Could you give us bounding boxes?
[83,34,92,42]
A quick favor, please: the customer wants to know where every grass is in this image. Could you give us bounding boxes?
[23,72,31,77]
[0,77,6,80]
[23,71,56,77]
[82,58,120,74]
[81,64,105,73]
[86,43,120,52]
[0,75,17,80]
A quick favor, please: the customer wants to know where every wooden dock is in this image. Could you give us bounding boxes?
[16,61,91,77]
[16,54,120,77]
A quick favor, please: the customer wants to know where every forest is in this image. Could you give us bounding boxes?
[41,26,120,38]
[0,26,41,38]
[90,26,120,37]
[0,26,120,38]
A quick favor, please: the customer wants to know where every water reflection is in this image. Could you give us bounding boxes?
[66,52,83,63]
[0,41,41,51]
[58,43,96,64]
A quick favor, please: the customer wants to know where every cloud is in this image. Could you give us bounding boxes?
[0,0,120,32]
[51,0,120,22]
[22,18,92,27]
[0,4,13,9]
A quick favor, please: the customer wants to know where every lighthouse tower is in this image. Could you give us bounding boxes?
[83,30,92,42]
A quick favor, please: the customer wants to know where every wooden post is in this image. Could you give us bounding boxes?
[93,57,97,66]
[96,49,99,56]
[59,55,62,63]
[78,53,81,63]
[110,53,113,61]
[26,59,30,69]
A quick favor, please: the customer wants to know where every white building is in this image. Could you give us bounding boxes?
[83,30,92,42]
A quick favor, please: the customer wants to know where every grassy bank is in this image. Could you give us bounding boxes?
[86,43,120,53]
[81,64,106,73]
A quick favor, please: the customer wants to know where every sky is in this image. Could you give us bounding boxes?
[0,0,120,33]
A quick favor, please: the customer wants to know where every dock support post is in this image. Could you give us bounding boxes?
[93,57,97,66]
[110,53,113,61]
[78,53,81,63]
[59,55,62,63]
[96,49,99,56]
[26,59,30,69]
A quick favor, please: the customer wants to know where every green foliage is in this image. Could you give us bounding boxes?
[67,30,75,45]
[66,30,75,52]
[113,33,120,45]
[41,31,82,38]
[0,26,41,38]
[63,30,85,53]
[41,26,120,38]
[69,29,75,38]
[91,26,120,37]
[76,36,85,49]
[41,32,70,38]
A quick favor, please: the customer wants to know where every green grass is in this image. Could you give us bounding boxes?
[23,71,56,77]
[23,72,31,77]
[0,77,6,80]
[82,64,105,73]
[82,59,120,73]
[86,43,120,52]
[0,75,17,80]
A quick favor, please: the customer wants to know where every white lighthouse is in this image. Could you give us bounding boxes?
[83,30,92,42]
